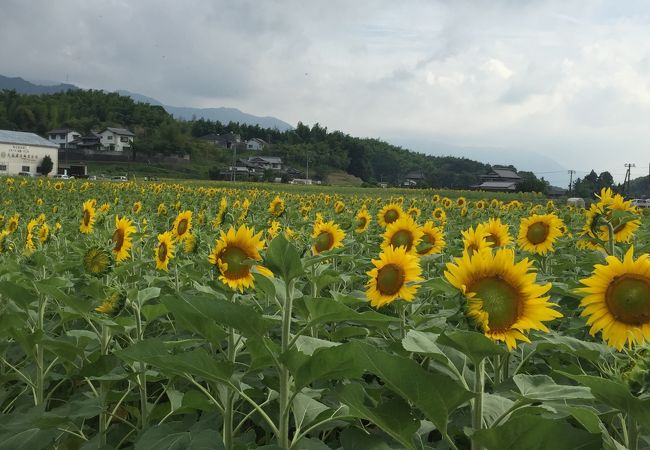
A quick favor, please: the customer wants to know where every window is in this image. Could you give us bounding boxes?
[59,134,66,139]
[120,136,130,143]
[22,165,30,172]
[0,165,6,171]
[107,135,113,140]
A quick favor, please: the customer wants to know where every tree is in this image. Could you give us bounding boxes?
[38,155,53,176]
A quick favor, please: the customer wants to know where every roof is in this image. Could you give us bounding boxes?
[0,129,58,148]
[405,171,425,179]
[248,138,267,144]
[475,181,518,190]
[101,127,135,136]
[248,156,282,163]
[491,168,521,179]
[47,128,79,135]
[199,133,221,140]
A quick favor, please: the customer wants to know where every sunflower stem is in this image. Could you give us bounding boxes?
[223,326,235,450]
[99,324,111,447]
[627,414,638,450]
[471,358,485,450]
[34,294,48,407]
[278,279,294,449]
[134,303,148,429]
[605,220,616,256]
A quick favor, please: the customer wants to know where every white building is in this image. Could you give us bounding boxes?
[98,127,135,152]
[0,130,59,176]
[245,138,267,151]
[47,128,81,149]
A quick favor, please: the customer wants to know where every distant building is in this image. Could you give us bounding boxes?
[98,127,134,152]
[404,171,425,187]
[199,132,241,149]
[245,138,267,151]
[69,131,103,151]
[473,167,522,191]
[0,129,59,176]
[246,156,282,171]
[47,128,81,149]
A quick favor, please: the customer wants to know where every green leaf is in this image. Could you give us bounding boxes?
[161,293,273,339]
[437,329,506,364]
[0,280,36,309]
[137,287,161,306]
[472,415,602,450]
[292,392,331,431]
[134,418,223,450]
[339,428,393,450]
[291,341,472,436]
[116,339,233,384]
[514,374,594,401]
[337,383,418,449]
[0,429,55,450]
[294,335,341,356]
[302,296,397,327]
[559,372,650,433]
[142,303,169,322]
[264,234,304,282]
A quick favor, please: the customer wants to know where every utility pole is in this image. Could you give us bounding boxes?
[568,170,576,195]
[624,163,635,197]
[231,142,237,182]
[306,155,309,180]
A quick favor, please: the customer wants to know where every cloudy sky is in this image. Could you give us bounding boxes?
[2,0,650,183]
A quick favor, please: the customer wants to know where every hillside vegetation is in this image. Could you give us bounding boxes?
[0,89,549,190]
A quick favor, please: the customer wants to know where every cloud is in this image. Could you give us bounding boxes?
[2,0,650,179]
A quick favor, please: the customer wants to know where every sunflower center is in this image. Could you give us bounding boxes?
[390,230,413,250]
[484,234,500,247]
[83,210,91,226]
[376,264,405,296]
[526,222,549,245]
[417,233,435,254]
[605,275,650,325]
[158,242,168,262]
[384,209,399,224]
[356,217,367,229]
[472,276,520,331]
[221,246,250,278]
[177,219,188,236]
[314,232,334,253]
[112,228,125,251]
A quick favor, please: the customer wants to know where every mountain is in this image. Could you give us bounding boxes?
[390,135,569,188]
[0,75,293,131]
[0,74,79,94]
[117,89,293,131]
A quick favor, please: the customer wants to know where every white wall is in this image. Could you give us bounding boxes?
[99,131,133,152]
[0,142,59,176]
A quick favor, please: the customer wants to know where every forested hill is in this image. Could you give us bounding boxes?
[0,88,514,188]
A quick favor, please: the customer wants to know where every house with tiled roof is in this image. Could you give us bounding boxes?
[98,127,134,152]
[473,167,522,191]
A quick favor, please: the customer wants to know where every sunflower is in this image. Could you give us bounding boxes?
[334,200,345,214]
[377,203,403,228]
[578,247,650,350]
[25,219,38,254]
[53,181,64,191]
[417,221,445,256]
[183,233,197,253]
[442,197,453,208]
[38,223,49,243]
[6,214,19,234]
[456,197,467,208]
[132,201,143,214]
[269,196,285,216]
[83,246,113,276]
[475,200,487,210]
[112,216,136,262]
[478,218,511,248]
[99,203,111,213]
[517,213,564,255]
[172,210,192,241]
[267,220,281,241]
[462,226,492,255]
[355,209,371,233]
[582,189,641,243]
[312,220,346,254]
[366,245,423,308]
[444,248,562,349]
[95,290,125,316]
[382,215,423,254]
[155,231,175,271]
[407,206,421,219]
[432,207,447,223]
[80,200,96,234]
[0,230,10,253]
[208,225,266,292]
[157,203,167,216]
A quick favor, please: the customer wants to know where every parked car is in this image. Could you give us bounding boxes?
[631,199,650,208]
[52,174,72,179]
[111,176,128,182]
[18,171,33,177]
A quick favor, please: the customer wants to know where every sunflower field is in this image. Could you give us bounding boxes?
[1,177,650,450]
